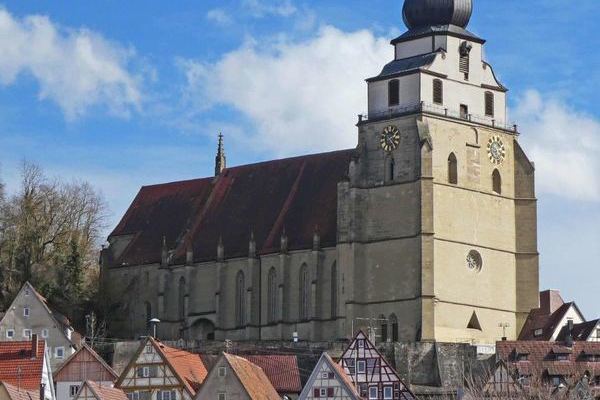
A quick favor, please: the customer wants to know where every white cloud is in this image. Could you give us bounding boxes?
[242,0,297,18]
[0,8,141,120]
[179,26,391,155]
[206,8,233,26]
[514,90,600,202]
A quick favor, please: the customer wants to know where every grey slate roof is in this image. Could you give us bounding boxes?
[366,52,439,82]
[391,24,484,45]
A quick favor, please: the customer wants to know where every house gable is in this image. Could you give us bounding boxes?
[339,331,415,400]
[299,353,361,400]
[54,344,118,382]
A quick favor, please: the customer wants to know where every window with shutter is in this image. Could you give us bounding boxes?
[485,91,494,117]
[433,79,443,104]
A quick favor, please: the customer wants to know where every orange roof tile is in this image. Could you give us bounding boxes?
[83,381,128,400]
[244,355,302,393]
[0,382,37,400]
[152,339,208,395]
[224,353,280,400]
[0,340,45,391]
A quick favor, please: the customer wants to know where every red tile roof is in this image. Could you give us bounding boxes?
[0,340,45,391]
[496,341,600,380]
[83,381,128,400]
[153,339,208,395]
[223,354,280,400]
[518,301,579,341]
[244,355,302,394]
[556,320,600,342]
[0,382,37,400]
[108,149,354,266]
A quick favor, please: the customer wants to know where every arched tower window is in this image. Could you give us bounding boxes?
[267,268,277,323]
[388,79,399,106]
[235,271,245,327]
[492,169,502,195]
[389,313,399,342]
[299,264,310,321]
[331,262,338,319]
[433,79,443,105]
[380,314,388,343]
[448,153,458,184]
[485,91,494,117]
[178,277,186,320]
[387,157,395,182]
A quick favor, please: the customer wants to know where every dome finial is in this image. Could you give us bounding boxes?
[403,0,473,30]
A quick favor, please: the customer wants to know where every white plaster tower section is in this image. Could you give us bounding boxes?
[367,0,508,128]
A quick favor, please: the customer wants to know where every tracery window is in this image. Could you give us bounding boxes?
[178,277,186,320]
[235,271,245,327]
[331,262,338,318]
[299,264,310,320]
[267,268,277,323]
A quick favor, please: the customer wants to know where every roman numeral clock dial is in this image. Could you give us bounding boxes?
[380,125,401,152]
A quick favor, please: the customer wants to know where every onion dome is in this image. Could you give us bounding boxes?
[403,0,473,30]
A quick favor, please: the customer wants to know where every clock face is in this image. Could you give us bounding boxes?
[487,136,506,165]
[380,125,401,152]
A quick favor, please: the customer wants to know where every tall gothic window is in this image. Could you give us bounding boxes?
[492,169,502,194]
[388,79,400,106]
[433,79,443,104]
[145,302,152,329]
[331,262,338,319]
[448,153,458,184]
[299,264,310,321]
[380,314,388,342]
[178,277,186,320]
[267,268,277,323]
[485,91,494,117]
[387,157,395,182]
[235,271,245,327]
[389,313,399,342]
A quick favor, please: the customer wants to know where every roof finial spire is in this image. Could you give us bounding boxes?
[215,132,226,176]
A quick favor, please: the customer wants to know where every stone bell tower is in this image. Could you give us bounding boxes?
[340,0,539,344]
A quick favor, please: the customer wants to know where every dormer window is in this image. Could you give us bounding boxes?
[433,79,443,105]
[388,79,400,106]
[534,328,543,337]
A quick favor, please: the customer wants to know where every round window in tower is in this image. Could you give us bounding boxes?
[466,250,483,272]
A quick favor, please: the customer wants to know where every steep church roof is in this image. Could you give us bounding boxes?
[109,149,354,266]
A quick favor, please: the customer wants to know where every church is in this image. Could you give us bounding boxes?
[101,0,539,345]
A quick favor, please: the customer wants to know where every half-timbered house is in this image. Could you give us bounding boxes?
[75,382,128,400]
[299,353,362,400]
[115,338,208,400]
[195,353,280,400]
[339,331,415,400]
[54,344,118,400]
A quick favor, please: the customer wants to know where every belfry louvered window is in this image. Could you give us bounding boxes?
[485,91,494,117]
[459,41,471,80]
[433,79,443,104]
[388,79,400,106]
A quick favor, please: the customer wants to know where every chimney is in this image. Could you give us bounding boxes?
[31,334,39,359]
[161,235,168,267]
[248,231,256,258]
[565,319,574,347]
[186,245,194,265]
[540,290,564,314]
[39,383,45,400]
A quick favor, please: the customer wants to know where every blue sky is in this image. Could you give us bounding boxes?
[0,0,598,318]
